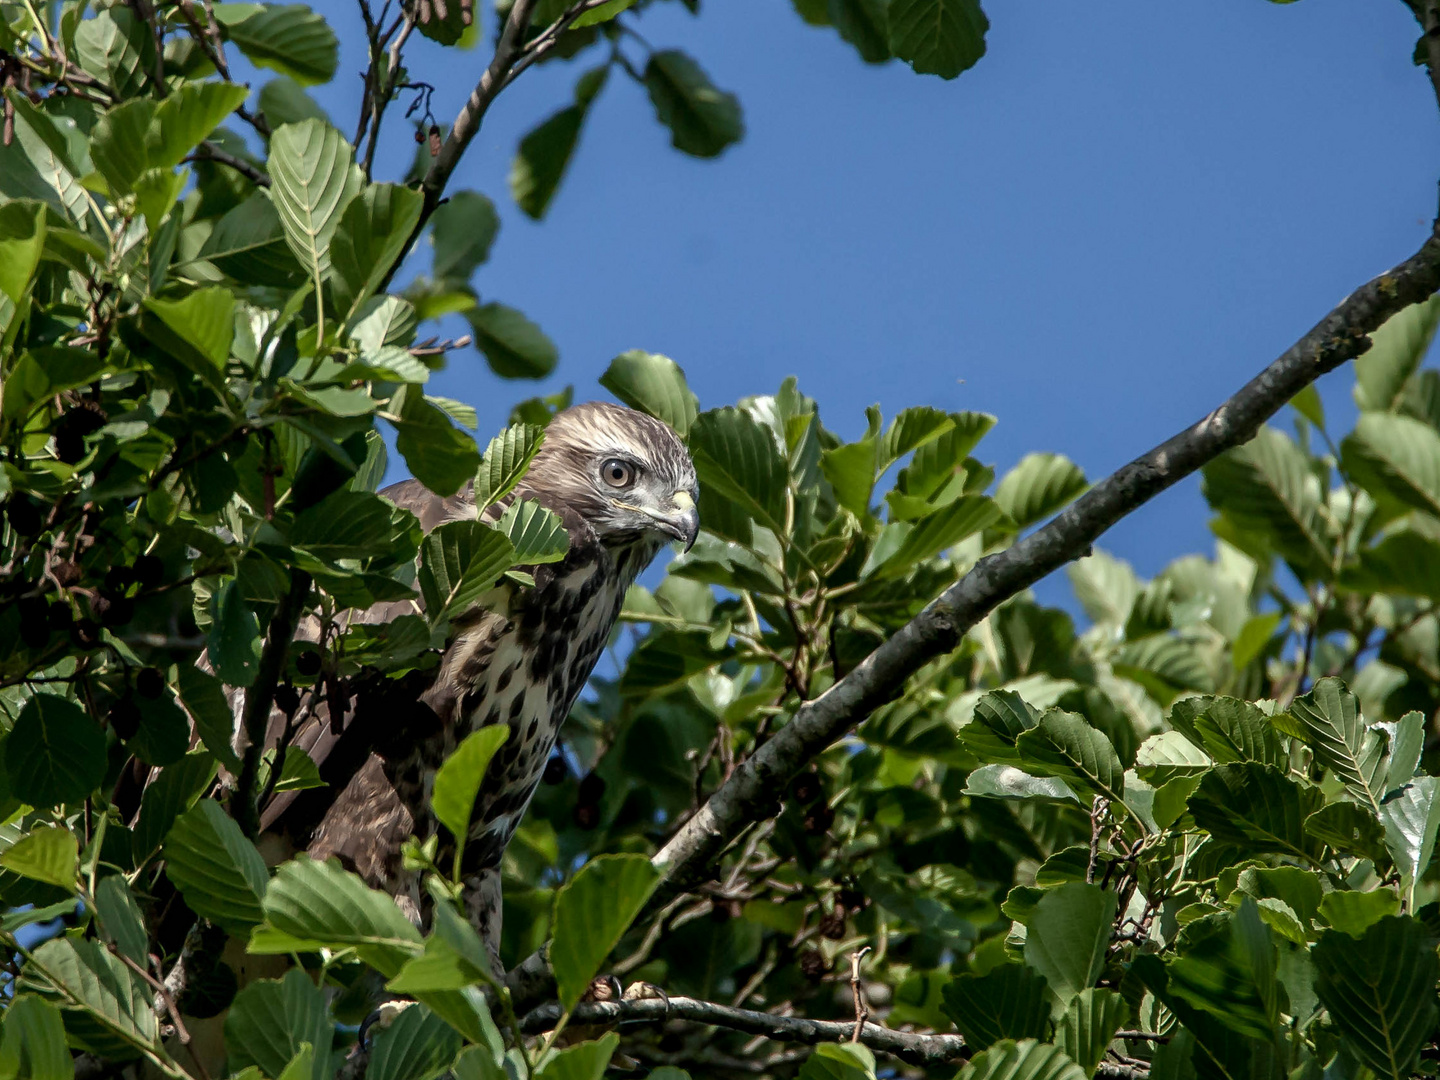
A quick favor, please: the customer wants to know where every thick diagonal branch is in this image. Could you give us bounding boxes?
[508,226,1440,1007]
[518,995,1147,1078]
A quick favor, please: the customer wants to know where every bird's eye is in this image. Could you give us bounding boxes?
[601,458,635,488]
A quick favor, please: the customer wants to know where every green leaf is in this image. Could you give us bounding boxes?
[394,388,483,497]
[467,303,559,379]
[534,1031,619,1080]
[1304,801,1389,864]
[163,800,269,934]
[475,423,545,507]
[148,82,250,170]
[822,438,878,516]
[259,77,331,128]
[963,764,1077,802]
[198,194,305,284]
[0,826,76,888]
[1014,709,1126,806]
[1134,731,1212,786]
[866,495,1002,578]
[551,853,660,1010]
[894,411,996,498]
[432,725,511,844]
[209,578,263,687]
[573,0,639,27]
[174,665,242,772]
[224,968,331,1080]
[689,406,789,535]
[1188,764,1323,862]
[1287,677,1387,813]
[74,7,152,100]
[600,351,699,437]
[1185,697,1287,770]
[368,1003,462,1080]
[1354,294,1440,412]
[127,691,191,768]
[132,751,219,859]
[957,689,1041,767]
[1380,776,1440,902]
[829,0,892,63]
[510,68,607,220]
[994,453,1087,530]
[5,96,91,221]
[797,1042,877,1080]
[940,964,1050,1051]
[430,190,499,283]
[5,693,105,807]
[0,201,46,303]
[1290,382,1325,428]
[1320,889,1400,938]
[1023,882,1117,1007]
[330,182,424,317]
[20,937,157,1056]
[418,520,515,622]
[218,4,339,85]
[1343,412,1440,518]
[1066,549,1140,627]
[1201,426,1331,575]
[498,499,570,564]
[1314,917,1438,1080]
[0,995,70,1080]
[956,1039,1087,1080]
[267,119,362,283]
[1056,988,1128,1074]
[1384,710,1425,793]
[386,935,487,994]
[94,875,148,965]
[144,286,236,369]
[254,856,422,976]
[1168,901,1280,1040]
[888,0,989,79]
[1231,611,1283,671]
[133,166,188,234]
[644,50,744,158]
[292,489,415,560]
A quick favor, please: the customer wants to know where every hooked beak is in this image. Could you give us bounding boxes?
[661,490,700,552]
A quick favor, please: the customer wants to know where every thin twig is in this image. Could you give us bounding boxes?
[519,994,1143,1077]
[1087,796,1106,884]
[848,946,871,1042]
[186,140,270,187]
[106,945,211,1080]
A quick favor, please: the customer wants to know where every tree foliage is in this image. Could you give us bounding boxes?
[0,1,1437,1079]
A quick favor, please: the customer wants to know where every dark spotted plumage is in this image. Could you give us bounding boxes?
[291,403,698,966]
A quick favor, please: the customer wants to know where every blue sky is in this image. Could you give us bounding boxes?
[303,1,1440,609]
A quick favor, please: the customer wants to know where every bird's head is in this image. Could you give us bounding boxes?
[521,402,699,552]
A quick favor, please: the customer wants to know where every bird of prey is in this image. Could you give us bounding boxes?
[260,402,698,968]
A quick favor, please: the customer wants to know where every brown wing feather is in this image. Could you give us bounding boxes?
[256,478,514,874]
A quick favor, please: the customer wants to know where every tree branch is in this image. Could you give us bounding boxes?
[187,140,270,188]
[233,570,311,837]
[417,0,537,212]
[517,995,1147,1078]
[509,222,1440,1008]
[1420,0,1440,114]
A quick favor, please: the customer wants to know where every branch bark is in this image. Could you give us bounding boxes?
[507,224,1440,1007]
[518,995,1147,1078]
[233,570,311,837]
